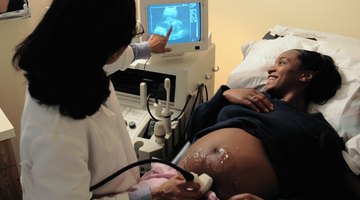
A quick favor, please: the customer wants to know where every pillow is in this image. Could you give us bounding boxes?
[227,34,360,140]
[227,35,319,89]
[269,25,360,52]
[338,89,360,141]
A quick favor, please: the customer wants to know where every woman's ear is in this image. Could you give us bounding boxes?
[299,70,316,82]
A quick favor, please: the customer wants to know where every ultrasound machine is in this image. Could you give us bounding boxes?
[110,0,215,173]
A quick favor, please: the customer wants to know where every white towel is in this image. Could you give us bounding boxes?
[342,134,360,175]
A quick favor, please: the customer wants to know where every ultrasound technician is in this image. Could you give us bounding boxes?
[12,0,201,199]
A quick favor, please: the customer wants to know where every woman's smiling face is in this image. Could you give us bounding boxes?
[264,49,304,98]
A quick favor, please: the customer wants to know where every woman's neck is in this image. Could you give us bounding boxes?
[281,93,308,112]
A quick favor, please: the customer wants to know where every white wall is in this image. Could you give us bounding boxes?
[0,0,52,170]
[208,0,360,88]
[1,0,360,172]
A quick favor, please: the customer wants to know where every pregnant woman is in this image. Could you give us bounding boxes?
[178,49,352,200]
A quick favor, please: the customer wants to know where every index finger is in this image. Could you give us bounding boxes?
[257,93,274,111]
[165,26,173,40]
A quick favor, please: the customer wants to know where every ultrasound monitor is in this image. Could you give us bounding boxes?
[137,0,209,57]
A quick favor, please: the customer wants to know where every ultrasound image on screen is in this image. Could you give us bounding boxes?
[147,2,201,44]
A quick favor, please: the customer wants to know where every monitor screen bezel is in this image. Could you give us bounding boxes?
[137,0,209,56]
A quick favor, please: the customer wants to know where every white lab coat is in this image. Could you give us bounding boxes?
[103,46,135,75]
[20,46,140,200]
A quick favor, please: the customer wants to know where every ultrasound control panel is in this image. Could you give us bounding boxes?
[120,104,151,140]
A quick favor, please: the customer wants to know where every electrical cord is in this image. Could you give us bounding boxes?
[172,83,206,121]
[171,94,192,121]
[146,83,208,131]
[146,89,193,123]
[146,92,160,122]
[204,84,208,101]
[190,83,204,114]
[143,55,152,70]
[184,83,207,141]
[89,158,194,191]
[198,84,208,104]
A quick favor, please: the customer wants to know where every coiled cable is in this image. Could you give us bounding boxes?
[90,158,194,191]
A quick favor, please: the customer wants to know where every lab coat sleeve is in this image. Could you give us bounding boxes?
[130,42,151,59]
[128,187,152,200]
[103,42,151,76]
[92,187,152,200]
[103,46,135,75]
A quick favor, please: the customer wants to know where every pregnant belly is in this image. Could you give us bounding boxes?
[178,128,279,199]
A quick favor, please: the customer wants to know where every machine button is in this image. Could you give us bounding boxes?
[129,121,136,129]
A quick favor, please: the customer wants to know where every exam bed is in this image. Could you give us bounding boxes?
[172,25,360,197]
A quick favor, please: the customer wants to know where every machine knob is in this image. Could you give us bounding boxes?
[129,121,136,129]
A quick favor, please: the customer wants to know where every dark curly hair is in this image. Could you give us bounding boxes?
[295,49,342,105]
[12,0,137,119]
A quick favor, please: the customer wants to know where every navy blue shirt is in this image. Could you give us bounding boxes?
[187,85,349,199]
